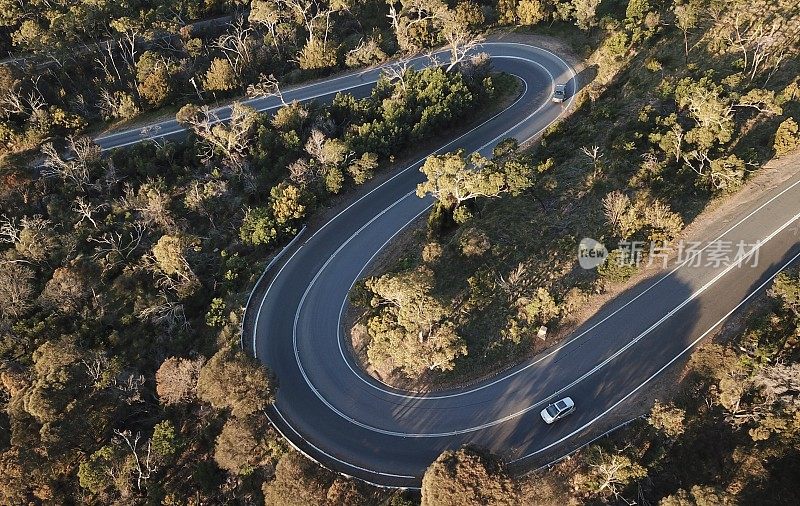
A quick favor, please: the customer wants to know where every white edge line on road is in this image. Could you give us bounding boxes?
[94,42,565,147]
[270,406,419,483]
[241,225,307,350]
[511,246,800,463]
[332,175,800,399]
[253,44,572,359]
[290,54,566,394]
[243,41,800,482]
[267,227,800,485]
[263,213,800,484]
[285,210,800,438]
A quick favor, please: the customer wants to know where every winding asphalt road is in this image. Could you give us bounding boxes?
[95,42,800,488]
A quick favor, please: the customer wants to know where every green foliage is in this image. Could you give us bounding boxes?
[602,191,684,243]
[213,416,281,476]
[23,338,84,424]
[153,235,191,277]
[459,228,491,257]
[205,298,227,328]
[517,0,548,25]
[346,68,481,157]
[495,0,518,25]
[204,58,239,92]
[365,267,467,377]
[416,146,534,212]
[114,91,140,120]
[347,152,379,185]
[648,401,686,438]
[703,154,746,193]
[572,0,601,30]
[345,37,388,68]
[270,183,306,226]
[3,1,798,502]
[675,77,734,150]
[597,249,639,283]
[196,348,277,418]
[454,1,485,29]
[625,0,651,21]
[774,117,800,156]
[522,288,560,326]
[262,452,332,506]
[660,485,734,506]
[78,445,122,494]
[298,39,339,70]
[769,269,800,318]
[151,420,181,459]
[239,207,278,246]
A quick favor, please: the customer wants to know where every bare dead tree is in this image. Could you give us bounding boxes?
[73,197,105,228]
[441,19,483,72]
[602,190,631,234]
[112,25,140,96]
[113,372,147,404]
[113,430,153,491]
[139,125,167,150]
[246,73,287,105]
[0,215,21,244]
[250,1,284,56]
[41,137,102,190]
[288,159,314,185]
[25,77,47,114]
[669,122,684,162]
[88,223,146,269]
[82,351,113,386]
[715,2,800,84]
[179,102,257,173]
[581,145,604,178]
[497,262,527,298]
[138,291,188,331]
[280,0,341,48]
[214,16,255,79]
[382,59,412,93]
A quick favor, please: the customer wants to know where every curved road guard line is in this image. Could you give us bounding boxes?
[262,243,800,481]
[240,226,306,351]
[528,415,646,473]
[239,42,800,484]
[252,47,575,360]
[286,212,800,437]
[332,176,800,399]
[272,406,418,482]
[260,233,800,481]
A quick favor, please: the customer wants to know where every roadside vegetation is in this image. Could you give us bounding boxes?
[0,49,507,502]
[424,266,800,505]
[1,0,799,504]
[0,1,515,502]
[0,0,493,167]
[353,0,800,389]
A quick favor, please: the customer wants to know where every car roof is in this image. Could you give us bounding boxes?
[555,84,566,90]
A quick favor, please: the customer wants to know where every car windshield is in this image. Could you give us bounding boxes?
[546,405,560,417]
[555,400,567,410]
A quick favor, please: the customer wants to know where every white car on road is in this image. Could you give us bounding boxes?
[541,397,575,424]
[552,84,567,103]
